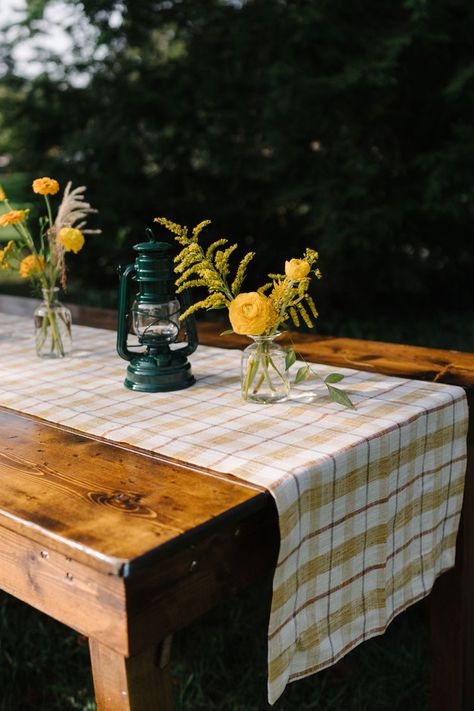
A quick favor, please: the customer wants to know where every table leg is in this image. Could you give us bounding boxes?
[429,438,474,711]
[429,566,462,710]
[89,636,174,711]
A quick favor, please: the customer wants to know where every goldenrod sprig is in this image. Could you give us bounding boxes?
[179,292,229,320]
[175,278,208,294]
[155,217,234,303]
[232,251,255,295]
[154,217,255,314]
[154,217,188,241]
[192,220,212,241]
[205,238,228,260]
[215,243,238,277]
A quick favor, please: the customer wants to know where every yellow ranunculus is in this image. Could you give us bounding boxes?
[228,292,278,335]
[0,209,29,227]
[19,254,45,278]
[32,177,60,196]
[58,227,85,254]
[0,186,6,201]
[285,259,310,280]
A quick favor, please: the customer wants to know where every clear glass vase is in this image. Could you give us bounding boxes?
[241,333,290,404]
[34,287,72,358]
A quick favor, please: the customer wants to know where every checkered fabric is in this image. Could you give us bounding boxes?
[0,315,468,704]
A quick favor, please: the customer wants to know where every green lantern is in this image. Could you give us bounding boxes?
[116,230,198,392]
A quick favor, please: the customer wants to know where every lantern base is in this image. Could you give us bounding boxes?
[124,354,195,392]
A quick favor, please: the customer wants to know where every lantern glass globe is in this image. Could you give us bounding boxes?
[132,298,180,344]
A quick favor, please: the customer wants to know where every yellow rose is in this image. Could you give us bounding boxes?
[32,177,60,196]
[0,186,6,201]
[228,292,278,335]
[0,209,29,227]
[58,227,85,253]
[285,259,310,280]
[19,254,45,278]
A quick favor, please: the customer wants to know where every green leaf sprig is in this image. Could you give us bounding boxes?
[284,345,355,409]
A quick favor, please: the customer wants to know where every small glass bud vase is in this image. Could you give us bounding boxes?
[241,333,290,404]
[34,287,72,358]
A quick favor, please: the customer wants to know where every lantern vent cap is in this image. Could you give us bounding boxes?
[133,241,172,253]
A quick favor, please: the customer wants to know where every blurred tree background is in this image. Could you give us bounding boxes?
[0,0,473,348]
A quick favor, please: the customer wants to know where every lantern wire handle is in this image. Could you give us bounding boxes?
[145,227,156,242]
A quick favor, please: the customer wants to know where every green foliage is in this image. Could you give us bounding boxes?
[295,364,310,384]
[285,346,354,407]
[0,0,473,341]
[326,383,356,409]
[284,347,296,370]
[324,373,345,384]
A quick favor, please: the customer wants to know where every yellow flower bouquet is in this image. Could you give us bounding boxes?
[0,177,99,357]
[154,217,353,407]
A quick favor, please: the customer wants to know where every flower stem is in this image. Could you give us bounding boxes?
[242,335,289,402]
[36,290,66,357]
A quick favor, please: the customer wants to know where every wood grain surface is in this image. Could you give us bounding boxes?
[0,408,264,575]
[0,523,128,651]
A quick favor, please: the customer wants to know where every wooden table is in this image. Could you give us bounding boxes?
[0,294,473,711]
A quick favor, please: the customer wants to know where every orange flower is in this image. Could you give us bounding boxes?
[0,209,29,227]
[19,254,45,278]
[32,177,60,196]
[0,186,6,201]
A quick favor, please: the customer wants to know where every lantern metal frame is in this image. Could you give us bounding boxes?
[116,233,198,392]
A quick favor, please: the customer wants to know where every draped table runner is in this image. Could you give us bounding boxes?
[0,315,468,704]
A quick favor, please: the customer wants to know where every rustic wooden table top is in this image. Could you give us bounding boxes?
[1,294,473,710]
[0,293,473,578]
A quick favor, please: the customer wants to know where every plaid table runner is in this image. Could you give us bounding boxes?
[0,315,468,704]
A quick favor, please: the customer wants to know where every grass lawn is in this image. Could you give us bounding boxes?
[0,578,430,710]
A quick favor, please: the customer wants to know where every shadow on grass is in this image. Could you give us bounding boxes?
[0,576,430,711]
